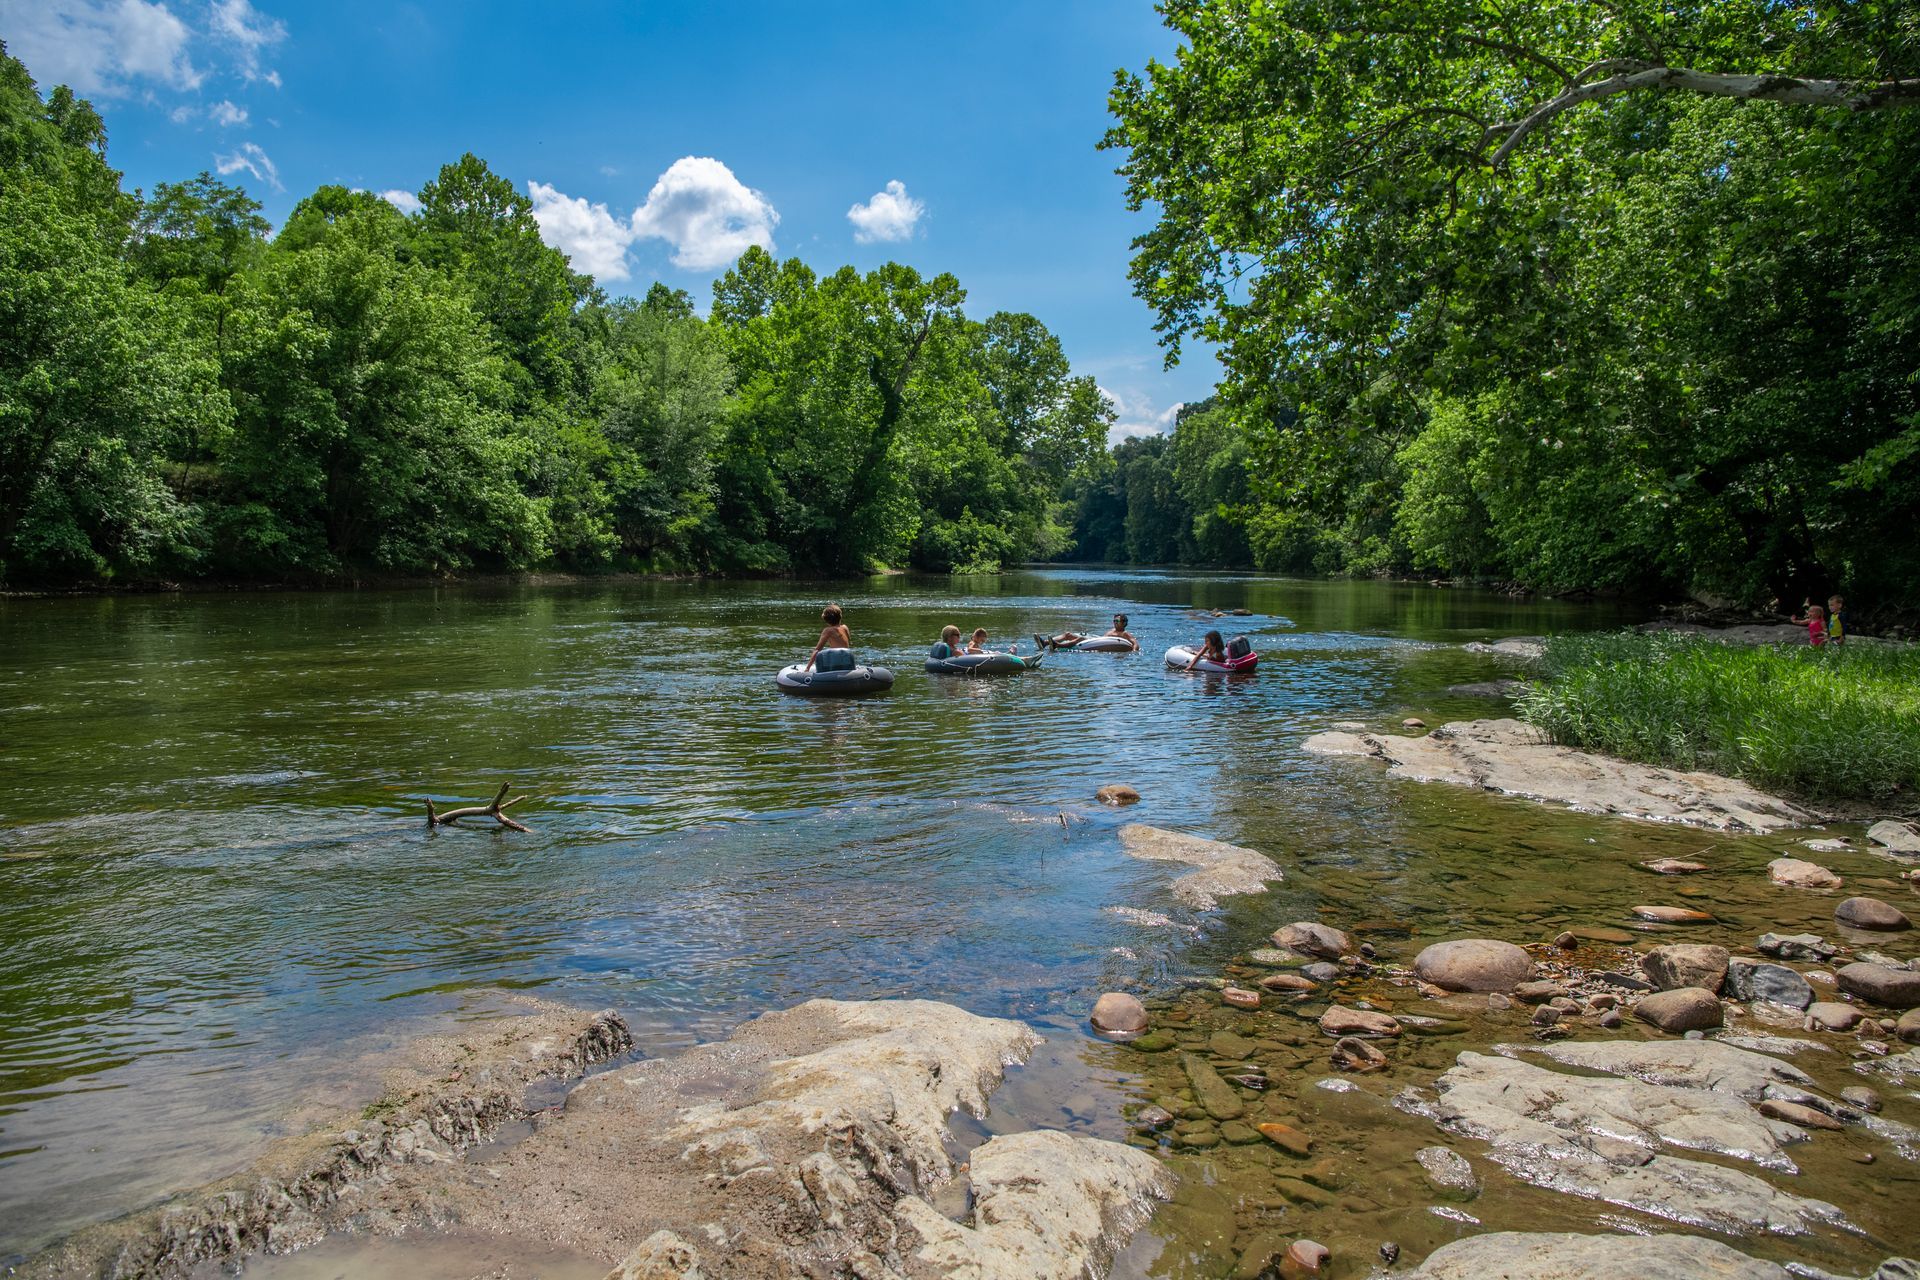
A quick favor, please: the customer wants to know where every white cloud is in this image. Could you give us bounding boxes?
[630,156,779,270]
[0,0,202,95]
[168,103,196,123]
[209,98,247,126]
[213,140,280,190]
[380,189,422,215]
[527,157,779,279]
[209,0,284,83]
[528,181,637,280]
[846,179,923,244]
[1100,386,1183,447]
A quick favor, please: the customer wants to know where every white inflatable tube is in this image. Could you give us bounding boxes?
[1067,635,1135,652]
[1165,644,1259,674]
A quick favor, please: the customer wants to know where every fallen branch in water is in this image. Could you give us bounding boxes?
[426,781,531,832]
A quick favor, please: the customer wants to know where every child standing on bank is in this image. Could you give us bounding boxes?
[1827,595,1849,645]
[1791,601,1827,647]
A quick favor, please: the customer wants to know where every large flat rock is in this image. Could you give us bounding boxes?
[1408,1231,1789,1278]
[1303,719,1814,831]
[1118,824,1281,908]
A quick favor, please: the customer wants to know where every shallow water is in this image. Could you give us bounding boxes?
[4,570,1910,1273]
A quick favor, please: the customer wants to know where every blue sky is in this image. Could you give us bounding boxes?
[1,0,1217,440]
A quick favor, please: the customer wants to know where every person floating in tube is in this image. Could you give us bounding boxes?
[1035,613,1137,651]
[1184,629,1227,671]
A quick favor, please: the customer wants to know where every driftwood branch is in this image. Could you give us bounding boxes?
[1484,63,1920,167]
[425,781,531,833]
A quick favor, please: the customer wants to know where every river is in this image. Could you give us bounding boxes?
[0,571,1908,1275]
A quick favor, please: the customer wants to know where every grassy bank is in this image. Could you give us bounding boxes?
[1518,633,1920,804]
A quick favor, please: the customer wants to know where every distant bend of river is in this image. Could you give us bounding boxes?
[0,569,1643,1257]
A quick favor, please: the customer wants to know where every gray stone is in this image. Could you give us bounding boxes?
[1119,825,1281,909]
[1182,1053,1245,1121]
[1300,962,1342,983]
[1642,944,1730,993]
[1807,1002,1864,1032]
[1518,1036,1815,1101]
[1406,1232,1789,1279]
[1090,992,1149,1035]
[1768,857,1842,889]
[1413,1146,1478,1201]
[1757,932,1836,962]
[1635,987,1724,1033]
[1837,963,1920,1009]
[1899,1009,1920,1044]
[1836,896,1913,931]
[1273,921,1352,960]
[1868,819,1920,855]
[1725,959,1813,1010]
[1412,939,1533,992]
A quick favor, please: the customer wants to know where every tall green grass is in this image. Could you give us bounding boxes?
[1517,632,1920,803]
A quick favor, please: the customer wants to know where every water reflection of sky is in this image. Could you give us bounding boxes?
[0,571,1649,1254]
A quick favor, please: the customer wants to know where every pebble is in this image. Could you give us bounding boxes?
[1768,856,1843,889]
[1634,987,1724,1032]
[1597,1009,1624,1029]
[1639,858,1709,874]
[1094,784,1140,806]
[1836,896,1913,931]
[1134,1105,1174,1130]
[1090,992,1149,1035]
[1222,986,1261,1009]
[1402,717,1426,729]
[1256,1121,1314,1157]
[1633,904,1716,924]
[1379,1243,1400,1264]
[1553,931,1578,950]
[1531,1005,1560,1027]
[1259,972,1319,993]
[1757,1098,1845,1131]
[1589,992,1619,1010]
[1514,980,1567,1003]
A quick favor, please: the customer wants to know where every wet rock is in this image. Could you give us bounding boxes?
[1598,1009,1624,1029]
[1589,992,1619,1010]
[1379,1242,1401,1264]
[1807,1002,1864,1032]
[1126,1031,1175,1053]
[1426,1051,1847,1236]
[1303,718,1816,831]
[1900,1009,1920,1043]
[1725,959,1814,1010]
[1090,992,1149,1035]
[1259,972,1318,993]
[1514,980,1568,1003]
[1868,819,1920,855]
[1256,1122,1314,1157]
[1758,932,1836,962]
[1841,1085,1882,1112]
[1769,857,1842,889]
[1095,784,1140,805]
[1118,825,1281,909]
[1530,1005,1560,1027]
[1519,1037,1815,1101]
[1414,1146,1478,1200]
[1412,939,1533,993]
[1208,1029,1256,1059]
[1592,970,1651,992]
[1279,1239,1330,1279]
[1757,1098,1844,1131]
[1319,1006,1401,1037]
[1403,717,1427,729]
[1635,987,1724,1032]
[1553,930,1578,950]
[1641,857,1710,874]
[1219,1120,1261,1144]
[1633,904,1716,924]
[1331,1037,1388,1072]
[1573,925,1635,944]
[1273,921,1353,960]
[1248,947,1305,966]
[1405,1232,1790,1279]
[1837,962,1920,1008]
[1837,896,1913,931]
[1133,1105,1174,1131]
[1642,943,1730,993]
[1222,986,1260,1009]
[1300,962,1343,983]
[1182,1053,1244,1120]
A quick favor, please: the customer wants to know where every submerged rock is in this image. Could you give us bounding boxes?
[1406,1231,1789,1279]
[1319,1006,1400,1037]
[1095,784,1141,806]
[1642,943,1730,993]
[1118,825,1281,909]
[1837,896,1913,931]
[1090,992,1149,1035]
[1758,932,1836,962]
[1183,1052,1245,1121]
[1635,987,1724,1033]
[1634,904,1716,924]
[1641,857,1710,874]
[1302,717,1816,831]
[1414,1146,1478,1201]
[1412,939,1533,993]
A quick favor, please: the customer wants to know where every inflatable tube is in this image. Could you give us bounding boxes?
[776,662,896,696]
[1165,644,1259,674]
[925,651,1043,676]
[1066,635,1136,652]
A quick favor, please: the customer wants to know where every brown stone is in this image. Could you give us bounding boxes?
[1318,1006,1401,1037]
[1641,943,1730,993]
[1222,986,1260,1009]
[1330,1036,1388,1072]
[1633,905,1716,924]
[1402,718,1427,729]
[1898,1009,1920,1044]
[1095,784,1141,806]
[1634,987,1724,1033]
[1768,857,1842,889]
[1835,896,1913,931]
[1259,972,1319,992]
[1256,1122,1314,1157]
[1412,939,1533,992]
[1280,1240,1331,1280]
[1273,921,1353,960]
[1640,858,1709,874]
[1758,1098,1845,1131]
[1514,981,1568,1003]
[1836,962,1920,1008]
[1090,992,1148,1035]
[1806,1002,1863,1032]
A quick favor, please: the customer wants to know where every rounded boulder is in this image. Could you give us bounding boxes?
[1089,992,1148,1035]
[1835,896,1913,931]
[1412,939,1533,993]
[1641,943,1730,993]
[1634,986,1724,1033]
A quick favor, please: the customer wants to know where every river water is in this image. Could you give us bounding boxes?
[0,571,1910,1273]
